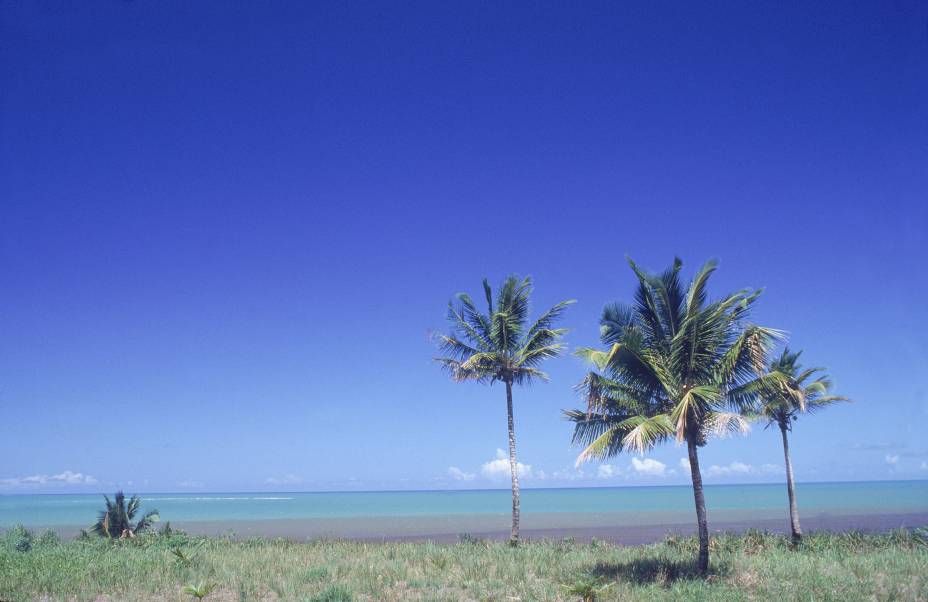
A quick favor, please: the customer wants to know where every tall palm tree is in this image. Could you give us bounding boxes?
[565,258,781,575]
[91,491,159,539]
[753,348,849,545]
[436,275,573,545]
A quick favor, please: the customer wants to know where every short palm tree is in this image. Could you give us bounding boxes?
[91,491,159,539]
[754,348,849,545]
[565,258,781,575]
[436,275,573,545]
[182,582,218,600]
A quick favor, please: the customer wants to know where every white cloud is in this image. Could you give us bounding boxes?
[265,473,303,485]
[630,457,667,477]
[707,461,753,477]
[921,461,928,471]
[447,466,475,481]
[679,457,690,472]
[0,470,97,487]
[481,449,532,480]
[597,464,616,479]
[885,454,899,466]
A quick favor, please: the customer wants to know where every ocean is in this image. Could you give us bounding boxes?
[2,481,926,536]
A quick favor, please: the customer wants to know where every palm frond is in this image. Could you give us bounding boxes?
[806,394,851,413]
[451,296,493,350]
[574,424,623,465]
[516,342,566,368]
[511,366,549,385]
[621,414,675,455]
[599,303,636,344]
[525,300,575,344]
[684,259,718,319]
[751,347,849,427]
[706,411,752,438]
[670,385,720,442]
[133,509,160,534]
[574,371,646,415]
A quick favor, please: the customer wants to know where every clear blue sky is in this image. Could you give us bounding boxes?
[1,2,926,494]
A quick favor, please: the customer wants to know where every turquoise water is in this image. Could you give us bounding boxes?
[1,481,926,528]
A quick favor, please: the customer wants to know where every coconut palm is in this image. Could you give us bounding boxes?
[91,491,159,539]
[753,348,849,545]
[436,275,573,545]
[565,258,781,575]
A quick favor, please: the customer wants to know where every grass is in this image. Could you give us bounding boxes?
[1,526,927,601]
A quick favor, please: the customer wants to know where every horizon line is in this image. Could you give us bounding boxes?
[3,477,926,497]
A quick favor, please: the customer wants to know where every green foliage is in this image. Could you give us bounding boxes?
[436,275,574,385]
[458,532,489,547]
[91,491,160,539]
[171,545,200,567]
[309,584,354,601]
[1,525,38,553]
[754,347,849,430]
[182,581,218,600]
[36,529,60,547]
[562,574,612,601]
[566,257,781,459]
[0,529,926,600]
[304,566,330,581]
[15,535,32,553]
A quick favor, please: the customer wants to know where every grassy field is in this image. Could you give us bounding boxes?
[2,526,927,601]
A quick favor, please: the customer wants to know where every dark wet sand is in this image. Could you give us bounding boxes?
[43,509,928,544]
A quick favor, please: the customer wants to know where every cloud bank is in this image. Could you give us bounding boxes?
[0,470,97,487]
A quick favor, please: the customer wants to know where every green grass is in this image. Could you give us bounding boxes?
[1,526,927,601]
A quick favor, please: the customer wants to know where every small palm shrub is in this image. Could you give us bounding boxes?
[91,491,159,539]
[182,581,217,600]
[562,575,611,602]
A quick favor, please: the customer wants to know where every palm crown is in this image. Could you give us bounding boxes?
[566,258,782,460]
[436,276,574,385]
[755,348,848,430]
[91,491,159,539]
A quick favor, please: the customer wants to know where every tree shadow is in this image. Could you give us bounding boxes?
[589,557,731,586]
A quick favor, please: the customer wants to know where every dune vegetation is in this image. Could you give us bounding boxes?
[2,525,927,601]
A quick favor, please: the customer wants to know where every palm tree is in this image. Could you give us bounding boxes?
[436,275,573,545]
[565,258,781,575]
[91,491,159,539]
[753,348,849,545]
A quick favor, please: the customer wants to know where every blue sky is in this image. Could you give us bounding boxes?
[1,2,926,494]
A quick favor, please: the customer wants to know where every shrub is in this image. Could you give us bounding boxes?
[310,584,353,602]
[36,529,60,547]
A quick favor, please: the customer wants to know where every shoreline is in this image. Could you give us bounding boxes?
[25,509,928,545]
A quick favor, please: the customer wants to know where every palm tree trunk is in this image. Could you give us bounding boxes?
[780,422,802,545]
[686,436,710,575]
[505,380,521,545]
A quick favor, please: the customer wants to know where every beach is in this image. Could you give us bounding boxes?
[6,481,927,543]
[17,509,927,546]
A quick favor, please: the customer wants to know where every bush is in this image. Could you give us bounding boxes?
[36,529,60,547]
[457,533,487,546]
[310,584,353,602]
[2,525,34,553]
